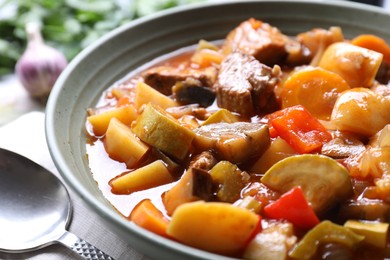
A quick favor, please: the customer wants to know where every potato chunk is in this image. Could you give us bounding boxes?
[163,168,213,216]
[318,42,383,88]
[250,137,297,174]
[167,201,260,256]
[331,88,390,137]
[244,222,297,260]
[201,109,239,125]
[87,105,137,136]
[110,160,173,194]
[134,81,178,110]
[105,118,149,168]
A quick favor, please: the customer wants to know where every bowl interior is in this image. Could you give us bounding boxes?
[45,0,390,259]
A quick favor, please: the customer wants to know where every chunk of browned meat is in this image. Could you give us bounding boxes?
[142,65,217,95]
[223,18,310,66]
[189,151,218,171]
[296,26,343,66]
[215,52,280,117]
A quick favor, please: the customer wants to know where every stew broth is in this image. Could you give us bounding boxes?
[86,18,390,259]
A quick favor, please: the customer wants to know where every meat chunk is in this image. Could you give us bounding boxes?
[215,52,280,117]
[222,18,309,66]
[189,151,218,171]
[296,26,343,65]
[142,65,217,95]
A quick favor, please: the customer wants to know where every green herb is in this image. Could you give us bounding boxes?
[0,0,206,76]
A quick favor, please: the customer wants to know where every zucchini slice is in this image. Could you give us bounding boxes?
[261,154,353,214]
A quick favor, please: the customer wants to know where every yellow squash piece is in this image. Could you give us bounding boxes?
[110,160,173,194]
[87,105,137,136]
[105,118,149,168]
[132,103,195,160]
[167,201,260,256]
[134,81,178,110]
[261,154,353,214]
[289,221,364,259]
[344,220,389,249]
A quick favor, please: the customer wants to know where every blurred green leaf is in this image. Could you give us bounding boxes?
[0,0,207,76]
[66,0,115,13]
[135,0,178,17]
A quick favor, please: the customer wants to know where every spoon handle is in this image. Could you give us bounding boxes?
[58,230,115,260]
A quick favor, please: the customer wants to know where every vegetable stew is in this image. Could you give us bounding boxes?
[86,18,390,259]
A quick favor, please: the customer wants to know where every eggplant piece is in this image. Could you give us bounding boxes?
[209,161,250,203]
[163,167,213,216]
[172,78,216,107]
[316,243,354,260]
[338,199,390,222]
[321,135,366,159]
[193,122,270,163]
[261,154,353,214]
[163,151,216,216]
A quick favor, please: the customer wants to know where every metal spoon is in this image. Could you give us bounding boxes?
[0,148,114,259]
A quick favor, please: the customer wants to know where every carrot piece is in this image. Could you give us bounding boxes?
[130,199,170,238]
[351,34,390,63]
[116,96,132,107]
[264,186,320,230]
[280,66,350,120]
[267,105,332,154]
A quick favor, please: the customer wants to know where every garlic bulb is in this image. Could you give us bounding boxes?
[15,23,68,101]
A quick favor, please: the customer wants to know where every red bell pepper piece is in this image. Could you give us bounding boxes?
[263,186,320,230]
[243,215,263,249]
[266,105,332,154]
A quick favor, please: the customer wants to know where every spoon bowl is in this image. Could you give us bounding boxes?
[0,148,113,259]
